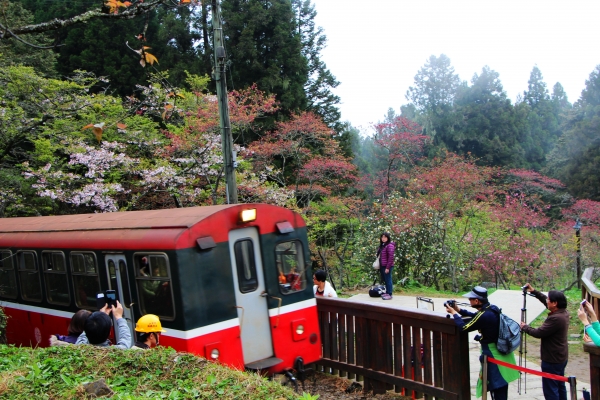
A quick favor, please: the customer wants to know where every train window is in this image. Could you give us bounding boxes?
[135,254,174,319]
[18,251,42,302]
[276,241,306,294]
[0,250,17,299]
[118,260,132,307]
[71,252,100,310]
[234,240,258,293]
[42,252,70,306]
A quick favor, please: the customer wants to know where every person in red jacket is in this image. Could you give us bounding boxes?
[376,232,395,299]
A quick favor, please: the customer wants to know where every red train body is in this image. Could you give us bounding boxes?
[0,204,321,374]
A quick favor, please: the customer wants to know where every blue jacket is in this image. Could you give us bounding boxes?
[452,302,500,344]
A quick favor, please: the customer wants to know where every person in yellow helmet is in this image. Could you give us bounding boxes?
[132,314,166,350]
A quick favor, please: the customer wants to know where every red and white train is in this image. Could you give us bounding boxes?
[0,204,321,374]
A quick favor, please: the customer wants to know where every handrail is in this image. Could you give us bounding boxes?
[315,297,470,399]
[581,267,600,316]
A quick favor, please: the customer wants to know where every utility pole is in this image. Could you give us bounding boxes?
[574,219,582,288]
[211,0,237,204]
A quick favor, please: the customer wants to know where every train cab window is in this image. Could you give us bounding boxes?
[18,251,42,302]
[135,254,174,319]
[0,250,18,299]
[276,241,306,294]
[234,240,258,293]
[42,252,70,305]
[71,252,100,310]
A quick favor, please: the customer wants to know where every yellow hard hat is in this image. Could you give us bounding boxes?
[135,314,166,333]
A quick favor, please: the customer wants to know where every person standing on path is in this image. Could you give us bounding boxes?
[376,232,395,299]
[520,283,569,400]
[446,286,519,400]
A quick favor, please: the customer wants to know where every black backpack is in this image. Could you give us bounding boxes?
[492,308,521,354]
[368,278,386,297]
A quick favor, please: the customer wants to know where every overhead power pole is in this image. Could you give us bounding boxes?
[211,0,237,204]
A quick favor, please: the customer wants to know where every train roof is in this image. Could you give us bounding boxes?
[0,205,238,233]
[0,204,306,250]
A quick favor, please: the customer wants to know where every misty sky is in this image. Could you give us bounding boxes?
[311,0,600,132]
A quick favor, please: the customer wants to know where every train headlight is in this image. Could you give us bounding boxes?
[210,349,220,359]
[292,319,307,341]
[239,208,257,222]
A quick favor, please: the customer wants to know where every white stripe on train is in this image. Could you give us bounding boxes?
[1,298,317,340]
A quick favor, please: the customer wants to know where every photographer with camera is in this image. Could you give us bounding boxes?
[76,300,132,349]
[445,286,518,400]
[519,283,569,400]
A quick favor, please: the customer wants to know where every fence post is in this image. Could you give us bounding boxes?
[568,376,577,400]
[481,355,488,400]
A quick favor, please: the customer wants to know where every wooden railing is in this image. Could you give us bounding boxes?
[581,267,600,399]
[315,297,471,400]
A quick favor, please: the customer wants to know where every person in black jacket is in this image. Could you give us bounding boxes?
[520,283,569,400]
[445,286,518,400]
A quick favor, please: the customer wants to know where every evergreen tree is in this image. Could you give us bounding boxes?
[452,66,527,167]
[222,0,308,115]
[14,0,206,95]
[548,65,600,199]
[0,2,57,76]
[292,0,341,130]
[521,66,560,169]
[405,54,461,147]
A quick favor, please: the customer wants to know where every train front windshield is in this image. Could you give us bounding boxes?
[275,240,306,294]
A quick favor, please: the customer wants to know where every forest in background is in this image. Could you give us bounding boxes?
[1,0,600,293]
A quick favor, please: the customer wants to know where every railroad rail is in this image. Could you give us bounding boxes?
[314,297,471,399]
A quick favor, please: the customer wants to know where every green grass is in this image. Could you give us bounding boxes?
[0,345,313,399]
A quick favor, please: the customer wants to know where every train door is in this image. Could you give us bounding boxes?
[104,254,135,343]
[228,228,275,366]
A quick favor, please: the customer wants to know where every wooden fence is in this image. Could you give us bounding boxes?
[315,297,471,400]
[581,267,600,399]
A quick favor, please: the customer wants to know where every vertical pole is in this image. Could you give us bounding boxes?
[568,376,577,400]
[576,227,581,289]
[211,0,237,204]
[482,355,488,400]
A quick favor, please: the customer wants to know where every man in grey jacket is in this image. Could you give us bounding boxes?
[76,300,132,349]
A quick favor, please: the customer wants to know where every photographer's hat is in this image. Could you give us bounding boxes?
[463,286,488,301]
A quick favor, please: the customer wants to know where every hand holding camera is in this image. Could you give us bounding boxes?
[96,289,118,309]
[444,299,459,314]
[521,283,533,293]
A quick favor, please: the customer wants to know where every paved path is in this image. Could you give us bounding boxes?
[347,290,589,399]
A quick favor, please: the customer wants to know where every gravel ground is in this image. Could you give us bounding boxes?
[293,372,412,400]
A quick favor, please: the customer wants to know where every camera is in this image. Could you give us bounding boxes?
[444,300,456,308]
[521,285,529,291]
[96,290,118,309]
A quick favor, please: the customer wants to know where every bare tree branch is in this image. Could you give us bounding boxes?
[0,0,179,39]
[0,23,63,49]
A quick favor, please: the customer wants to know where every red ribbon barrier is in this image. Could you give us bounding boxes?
[486,357,569,382]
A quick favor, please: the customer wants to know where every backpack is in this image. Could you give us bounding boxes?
[369,285,386,297]
[492,308,521,355]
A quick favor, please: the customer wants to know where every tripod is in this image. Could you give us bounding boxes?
[518,289,535,395]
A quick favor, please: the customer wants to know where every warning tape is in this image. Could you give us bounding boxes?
[486,357,569,382]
